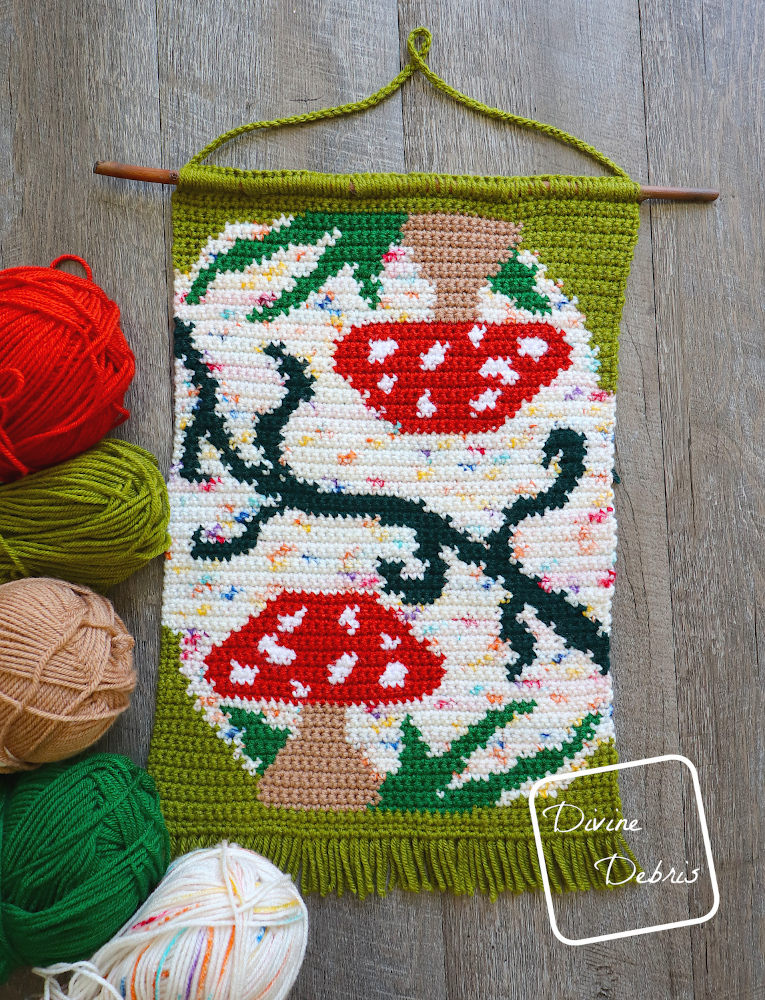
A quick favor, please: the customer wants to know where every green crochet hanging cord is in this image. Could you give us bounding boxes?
[148,27,641,899]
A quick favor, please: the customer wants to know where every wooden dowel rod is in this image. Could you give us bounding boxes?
[95,162,179,184]
[93,161,719,202]
[637,185,719,202]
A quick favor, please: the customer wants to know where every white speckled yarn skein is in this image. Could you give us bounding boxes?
[34,843,308,1000]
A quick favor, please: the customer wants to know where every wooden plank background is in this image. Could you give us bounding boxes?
[0,1,761,997]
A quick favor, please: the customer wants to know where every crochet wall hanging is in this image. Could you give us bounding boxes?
[96,28,716,899]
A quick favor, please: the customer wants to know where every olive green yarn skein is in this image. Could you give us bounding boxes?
[0,753,170,981]
[0,438,170,591]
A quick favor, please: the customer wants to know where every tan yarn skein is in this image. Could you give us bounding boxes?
[0,577,135,771]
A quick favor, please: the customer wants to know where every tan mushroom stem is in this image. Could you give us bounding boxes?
[256,702,383,811]
[402,213,522,322]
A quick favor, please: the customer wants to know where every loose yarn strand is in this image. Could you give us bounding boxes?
[34,963,123,1000]
[187,27,630,179]
[49,256,93,281]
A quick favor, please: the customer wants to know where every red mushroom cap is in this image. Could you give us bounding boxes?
[332,320,573,434]
[205,591,445,706]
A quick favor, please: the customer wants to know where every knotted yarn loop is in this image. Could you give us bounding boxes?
[50,255,93,282]
[186,26,630,179]
[406,25,432,65]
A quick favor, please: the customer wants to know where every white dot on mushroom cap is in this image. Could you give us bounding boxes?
[328,651,358,685]
[257,633,296,665]
[419,340,450,371]
[379,660,408,688]
[479,357,519,386]
[338,604,360,635]
[416,390,437,418]
[229,659,259,685]
[290,679,311,698]
[469,388,502,412]
[468,324,486,347]
[377,373,398,394]
[276,606,307,633]
[368,338,398,363]
[516,336,549,361]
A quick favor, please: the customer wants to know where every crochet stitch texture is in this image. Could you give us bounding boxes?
[148,167,641,898]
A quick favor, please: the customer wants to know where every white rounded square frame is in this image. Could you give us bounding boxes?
[528,754,720,945]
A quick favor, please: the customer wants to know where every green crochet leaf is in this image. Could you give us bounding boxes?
[185,210,407,317]
[377,706,601,812]
[440,712,602,810]
[375,700,535,812]
[488,252,552,314]
[226,707,290,773]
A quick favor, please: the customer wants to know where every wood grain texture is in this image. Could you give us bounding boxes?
[294,892,448,1000]
[157,0,406,174]
[640,0,765,997]
[0,0,753,996]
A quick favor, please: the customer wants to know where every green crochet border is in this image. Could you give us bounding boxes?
[148,629,638,899]
[171,170,640,391]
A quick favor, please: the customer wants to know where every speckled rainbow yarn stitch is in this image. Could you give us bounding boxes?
[148,168,641,898]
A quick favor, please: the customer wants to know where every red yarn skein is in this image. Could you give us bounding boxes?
[0,256,135,482]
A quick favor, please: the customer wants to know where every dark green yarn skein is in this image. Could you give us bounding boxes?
[0,753,170,981]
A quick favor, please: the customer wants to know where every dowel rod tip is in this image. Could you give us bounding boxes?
[94,161,179,184]
[637,185,719,202]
